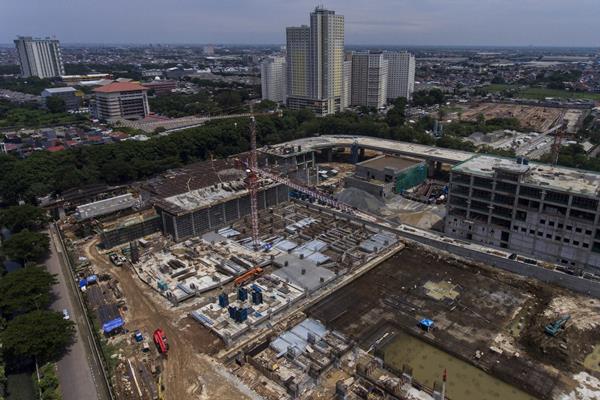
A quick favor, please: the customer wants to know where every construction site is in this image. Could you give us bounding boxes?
[461,102,585,133]
[56,115,600,399]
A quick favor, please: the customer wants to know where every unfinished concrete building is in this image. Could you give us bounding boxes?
[345,155,427,198]
[445,155,600,273]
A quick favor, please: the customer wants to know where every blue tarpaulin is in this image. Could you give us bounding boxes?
[79,278,87,288]
[102,317,124,334]
[419,319,434,330]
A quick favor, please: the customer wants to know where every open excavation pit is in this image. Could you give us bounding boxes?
[131,202,402,346]
[308,245,600,400]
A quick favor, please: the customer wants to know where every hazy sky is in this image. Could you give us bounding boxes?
[1,0,598,46]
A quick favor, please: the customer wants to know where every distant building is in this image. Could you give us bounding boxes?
[93,82,149,122]
[142,80,177,96]
[41,87,81,111]
[341,59,352,110]
[351,52,388,109]
[165,66,198,80]
[260,56,287,104]
[203,45,215,56]
[14,36,65,78]
[345,155,426,198]
[286,7,345,115]
[61,74,112,85]
[384,52,415,100]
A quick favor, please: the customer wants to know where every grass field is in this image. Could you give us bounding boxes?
[484,84,600,101]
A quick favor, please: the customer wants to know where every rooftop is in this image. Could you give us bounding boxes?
[453,155,600,197]
[261,135,473,164]
[42,87,77,94]
[93,82,148,93]
[357,155,422,172]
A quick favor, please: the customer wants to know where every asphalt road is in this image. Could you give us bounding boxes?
[47,228,106,400]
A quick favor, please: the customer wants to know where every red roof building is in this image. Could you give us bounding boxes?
[93,82,150,122]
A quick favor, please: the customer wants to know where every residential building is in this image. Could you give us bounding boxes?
[384,52,415,100]
[142,79,177,96]
[341,59,352,110]
[286,7,345,115]
[41,87,81,111]
[14,36,65,78]
[260,56,287,104]
[61,74,112,85]
[93,82,149,122]
[203,45,215,56]
[445,155,600,273]
[351,52,388,109]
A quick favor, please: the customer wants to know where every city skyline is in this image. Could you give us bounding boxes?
[1,0,599,47]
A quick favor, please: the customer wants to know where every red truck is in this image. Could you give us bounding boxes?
[153,329,169,354]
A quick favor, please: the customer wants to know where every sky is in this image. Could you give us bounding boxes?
[1,0,599,47]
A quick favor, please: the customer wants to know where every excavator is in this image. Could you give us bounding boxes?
[544,315,570,336]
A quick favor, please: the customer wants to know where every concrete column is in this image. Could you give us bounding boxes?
[427,160,435,178]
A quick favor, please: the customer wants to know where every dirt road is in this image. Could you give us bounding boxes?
[82,238,258,400]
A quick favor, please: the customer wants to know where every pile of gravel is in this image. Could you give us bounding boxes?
[336,187,385,213]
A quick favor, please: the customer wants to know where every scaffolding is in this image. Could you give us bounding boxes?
[394,164,428,193]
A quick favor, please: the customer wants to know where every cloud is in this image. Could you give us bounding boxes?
[0,0,599,46]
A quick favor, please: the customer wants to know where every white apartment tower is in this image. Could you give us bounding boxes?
[261,56,287,104]
[384,52,415,100]
[14,36,65,78]
[286,7,345,115]
[351,52,388,109]
[341,59,352,110]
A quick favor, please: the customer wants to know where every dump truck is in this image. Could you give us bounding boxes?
[153,329,169,354]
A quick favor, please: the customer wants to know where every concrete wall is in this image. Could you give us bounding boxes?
[100,215,162,249]
[299,200,600,298]
[159,185,290,242]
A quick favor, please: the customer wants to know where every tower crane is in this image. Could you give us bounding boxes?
[550,115,568,166]
[242,106,378,250]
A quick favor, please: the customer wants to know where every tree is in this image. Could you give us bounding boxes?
[45,96,67,113]
[0,265,57,317]
[255,99,277,112]
[386,97,407,127]
[2,230,50,264]
[0,204,48,232]
[214,90,242,110]
[34,363,61,400]
[476,113,486,129]
[1,310,75,364]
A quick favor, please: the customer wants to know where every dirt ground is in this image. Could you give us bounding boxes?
[461,102,565,132]
[81,238,258,400]
[307,245,600,399]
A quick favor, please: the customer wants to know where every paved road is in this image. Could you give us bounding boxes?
[47,229,105,400]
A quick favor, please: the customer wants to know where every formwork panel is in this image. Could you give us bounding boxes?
[224,199,239,222]
[239,195,251,217]
[193,208,210,233]
[277,185,290,203]
[257,191,266,210]
[209,204,225,227]
[176,214,194,240]
[266,187,278,207]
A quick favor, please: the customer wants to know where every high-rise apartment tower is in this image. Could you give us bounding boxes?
[351,52,388,109]
[260,56,287,104]
[384,52,415,100]
[286,7,345,115]
[14,36,65,78]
